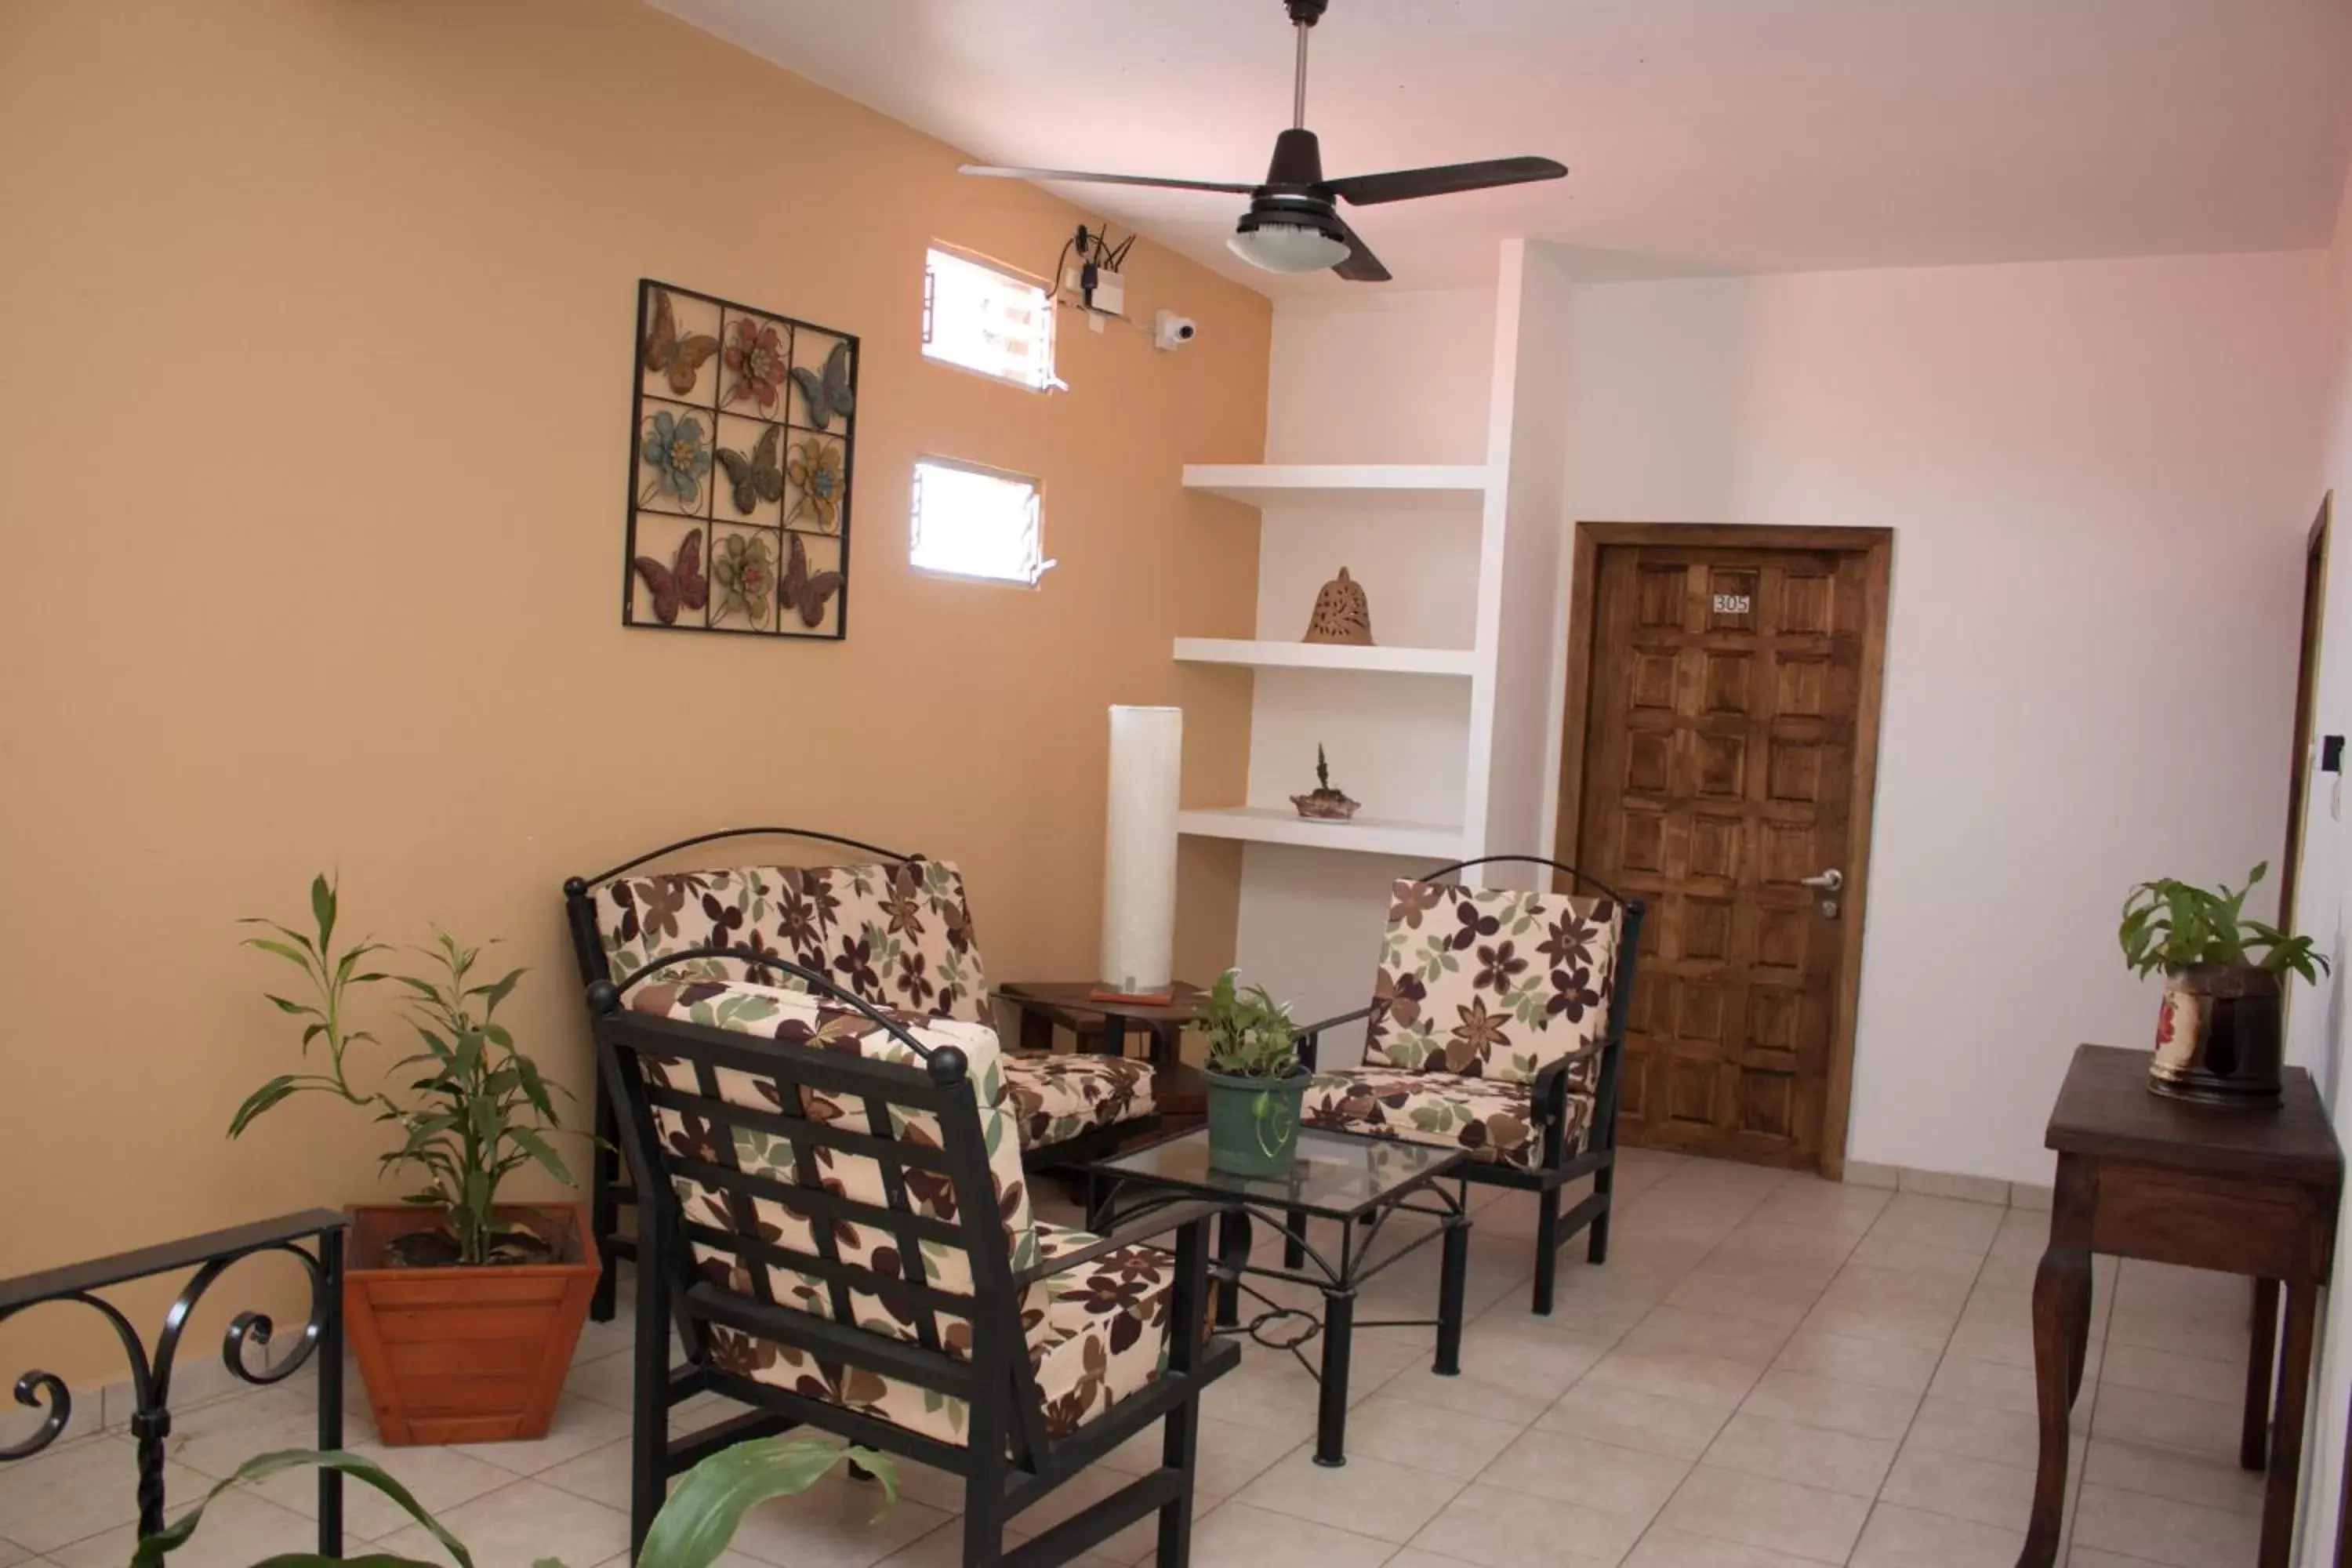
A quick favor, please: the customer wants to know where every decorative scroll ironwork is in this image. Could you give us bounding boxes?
[1087,1180,1467,1380]
[0,1210,349,1551]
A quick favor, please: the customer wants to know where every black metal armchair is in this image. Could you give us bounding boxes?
[565,827,1162,1320]
[1293,855,1645,1315]
[588,949,1236,1567]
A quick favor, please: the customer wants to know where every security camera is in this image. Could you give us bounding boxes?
[1153,310,1198,350]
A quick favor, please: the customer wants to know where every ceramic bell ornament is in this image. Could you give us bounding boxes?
[1303,567,1374,645]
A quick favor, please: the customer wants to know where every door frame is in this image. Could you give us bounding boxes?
[1553,521,1895,1178]
[2275,495,2330,940]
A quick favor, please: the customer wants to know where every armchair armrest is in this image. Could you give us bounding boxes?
[1014,1198,1229,1287]
[1530,1035,1606,1091]
[1292,1004,1378,1070]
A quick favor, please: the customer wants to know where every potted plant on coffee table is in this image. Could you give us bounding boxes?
[231,875,594,1444]
[2118,860,2328,1105]
[1197,969,1308,1176]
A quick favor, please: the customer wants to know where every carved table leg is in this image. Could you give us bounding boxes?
[2258,1283,2318,1568]
[2243,1277,2278,1471]
[2021,1155,2094,1568]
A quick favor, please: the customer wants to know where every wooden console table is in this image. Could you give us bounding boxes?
[2024,1044,2341,1568]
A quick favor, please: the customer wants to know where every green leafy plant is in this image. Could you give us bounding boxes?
[132,1437,896,1568]
[230,875,577,1266]
[2118,862,2328,983]
[1197,967,1299,1080]
[1315,744,1331,793]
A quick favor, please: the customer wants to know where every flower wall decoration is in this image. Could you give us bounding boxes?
[724,316,786,413]
[641,409,711,507]
[622,278,857,640]
[786,437,845,532]
[712,532,778,627]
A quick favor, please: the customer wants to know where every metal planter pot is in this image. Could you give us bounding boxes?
[2150,963,2284,1107]
[1202,1068,1308,1176]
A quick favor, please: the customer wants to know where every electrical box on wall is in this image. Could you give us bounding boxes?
[1089,268,1125,318]
[1065,263,1125,318]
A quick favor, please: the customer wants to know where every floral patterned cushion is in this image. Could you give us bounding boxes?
[1366,880,1620,1087]
[628,979,1170,1446]
[706,1221,1174,1447]
[593,859,989,1024]
[1026,1221,1176,1439]
[1004,1054,1155,1148]
[1301,1065,1592,1171]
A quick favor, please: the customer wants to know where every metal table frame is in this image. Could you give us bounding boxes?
[1084,1130,1471,1466]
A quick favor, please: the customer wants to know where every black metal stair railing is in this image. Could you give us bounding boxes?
[0,1210,349,1554]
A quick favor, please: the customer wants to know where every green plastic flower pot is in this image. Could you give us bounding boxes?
[1203,1068,1308,1177]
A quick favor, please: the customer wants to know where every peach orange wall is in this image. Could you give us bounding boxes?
[0,0,1267,1388]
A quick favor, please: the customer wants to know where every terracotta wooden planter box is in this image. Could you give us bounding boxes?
[344,1203,599,1446]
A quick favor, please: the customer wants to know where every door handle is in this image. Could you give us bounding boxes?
[1800,867,1843,920]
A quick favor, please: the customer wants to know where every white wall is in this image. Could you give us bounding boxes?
[1236,289,1498,1045]
[2292,160,2352,1568]
[1480,244,1578,869]
[1556,252,2333,1183]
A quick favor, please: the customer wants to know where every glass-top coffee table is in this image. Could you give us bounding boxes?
[1083,1127,1471,1466]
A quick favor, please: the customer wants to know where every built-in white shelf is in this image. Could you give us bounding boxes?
[1177,806,1471,859]
[1181,463,1490,509]
[1172,637,1477,677]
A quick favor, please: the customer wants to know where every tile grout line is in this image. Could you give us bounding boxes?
[1573,1168,1814,1567]
[1357,1161,1787,1566]
[1842,1208,1996,1565]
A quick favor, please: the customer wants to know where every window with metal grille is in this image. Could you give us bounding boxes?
[922,246,1055,390]
[910,457,1049,586]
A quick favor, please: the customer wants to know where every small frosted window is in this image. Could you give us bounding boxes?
[910,459,1049,586]
[922,247,1054,390]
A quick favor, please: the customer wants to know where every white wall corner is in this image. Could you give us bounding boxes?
[1479,239,1578,875]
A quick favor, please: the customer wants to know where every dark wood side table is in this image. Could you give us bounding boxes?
[2024,1044,2342,1568]
[995,980,1210,1122]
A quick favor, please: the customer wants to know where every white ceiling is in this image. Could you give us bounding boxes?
[653,0,2352,295]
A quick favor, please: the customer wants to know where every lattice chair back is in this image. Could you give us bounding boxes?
[586,858,990,1023]
[1364,877,1624,1088]
[594,958,1049,1456]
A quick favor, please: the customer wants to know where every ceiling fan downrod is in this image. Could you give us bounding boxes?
[1287,0,1327,129]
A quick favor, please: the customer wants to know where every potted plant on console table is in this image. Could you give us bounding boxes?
[230,875,594,1444]
[2119,860,2328,1106]
[1197,969,1308,1176]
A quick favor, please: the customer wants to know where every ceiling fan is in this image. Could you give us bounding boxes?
[959,0,1566,283]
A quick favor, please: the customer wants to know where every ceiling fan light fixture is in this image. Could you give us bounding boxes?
[1227,222,1348,274]
[1227,215,1349,274]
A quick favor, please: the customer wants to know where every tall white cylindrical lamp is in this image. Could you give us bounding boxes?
[1095,705,1181,1002]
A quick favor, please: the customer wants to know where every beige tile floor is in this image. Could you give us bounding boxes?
[0,1149,2279,1568]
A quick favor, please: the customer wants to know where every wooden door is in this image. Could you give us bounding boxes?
[1563,530,1889,1171]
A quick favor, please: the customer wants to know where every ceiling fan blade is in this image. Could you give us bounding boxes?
[1327,155,1567,207]
[958,165,1256,195]
[1332,220,1390,283]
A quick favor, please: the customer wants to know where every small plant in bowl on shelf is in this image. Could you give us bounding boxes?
[231,874,595,1444]
[2118,860,2327,1106]
[1290,744,1361,822]
[1197,968,1308,1175]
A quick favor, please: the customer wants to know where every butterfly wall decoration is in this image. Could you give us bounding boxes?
[781,533,845,629]
[641,287,720,397]
[717,425,784,515]
[790,341,856,431]
[631,529,707,626]
[622,278,856,640]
